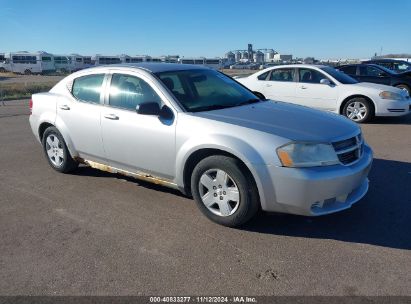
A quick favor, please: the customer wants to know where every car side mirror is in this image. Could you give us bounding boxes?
[136,102,160,115]
[320,79,331,85]
[253,91,266,100]
[159,105,174,120]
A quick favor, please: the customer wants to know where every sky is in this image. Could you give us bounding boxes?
[1,0,410,59]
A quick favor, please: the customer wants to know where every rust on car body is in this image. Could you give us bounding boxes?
[80,159,178,189]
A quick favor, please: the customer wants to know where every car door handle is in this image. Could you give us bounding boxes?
[265,84,272,87]
[104,114,119,120]
[59,105,70,110]
[300,85,307,89]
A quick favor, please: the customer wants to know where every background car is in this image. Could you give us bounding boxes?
[337,63,411,95]
[230,62,259,70]
[362,59,411,73]
[237,64,411,123]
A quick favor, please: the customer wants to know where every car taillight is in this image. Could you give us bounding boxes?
[29,98,33,114]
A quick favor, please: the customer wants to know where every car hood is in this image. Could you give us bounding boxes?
[194,101,360,142]
[351,82,402,92]
[398,70,411,77]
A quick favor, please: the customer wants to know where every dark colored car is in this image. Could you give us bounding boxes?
[362,59,411,73]
[337,64,411,95]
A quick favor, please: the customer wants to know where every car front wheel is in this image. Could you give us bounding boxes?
[343,97,373,123]
[42,126,78,173]
[191,155,259,227]
[395,84,410,95]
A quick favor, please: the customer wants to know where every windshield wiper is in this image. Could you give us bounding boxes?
[190,104,236,112]
[190,99,262,112]
[235,98,262,107]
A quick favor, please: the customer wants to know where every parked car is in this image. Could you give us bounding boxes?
[237,64,410,123]
[362,59,411,73]
[230,63,259,70]
[337,63,411,95]
[30,63,372,227]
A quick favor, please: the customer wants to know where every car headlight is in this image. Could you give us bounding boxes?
[277,142,339,167]
[379,91,404,101]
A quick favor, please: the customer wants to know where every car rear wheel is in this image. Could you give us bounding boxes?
[24,69,32,75]
[343,97,373,123]
[42,126,78,173]
[191,155,259,227]
[395,84,410,95]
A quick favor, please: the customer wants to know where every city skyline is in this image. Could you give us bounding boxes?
[1,0,410,59]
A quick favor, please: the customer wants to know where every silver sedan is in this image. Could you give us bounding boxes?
[29,63,373,227]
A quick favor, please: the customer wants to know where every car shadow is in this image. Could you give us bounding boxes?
[71,159,410,250]
[241,158,411,250]
[367,114,411,125]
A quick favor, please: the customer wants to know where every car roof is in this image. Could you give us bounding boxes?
[364,59,402,62]
[339,63,381,67]
[265,64,328,69]
[92,62,210,73]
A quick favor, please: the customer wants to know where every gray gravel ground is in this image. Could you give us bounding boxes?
[0,100,410,296]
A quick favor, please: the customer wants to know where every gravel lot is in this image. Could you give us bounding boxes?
[0,100,410,296]
[0,73,64,85]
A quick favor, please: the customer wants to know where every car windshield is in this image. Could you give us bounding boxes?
[320,66,359,84]
[372,61,411,72]
[155,69,261,112]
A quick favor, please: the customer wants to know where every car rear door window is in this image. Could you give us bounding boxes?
[298,69,328,84]
[269,69,295,82]
[108,74,162,111]
[257,71,269,80]
[72,74,105,104]
[339,66,357,75]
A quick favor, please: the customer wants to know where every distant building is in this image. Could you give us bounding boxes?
[224,44,292,64]
[274,54,293,63]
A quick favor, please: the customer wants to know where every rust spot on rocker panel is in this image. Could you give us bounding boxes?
[79,159,177,189]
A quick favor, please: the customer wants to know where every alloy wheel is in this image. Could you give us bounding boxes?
[346,101,367,121]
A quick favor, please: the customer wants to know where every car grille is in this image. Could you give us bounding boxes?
[332,134,363,165]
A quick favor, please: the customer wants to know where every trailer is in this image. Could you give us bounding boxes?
[178,57,222,69]
[93,55,122,65]
[0,51,55,74]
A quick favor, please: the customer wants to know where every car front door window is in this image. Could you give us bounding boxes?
[295,68,338,111]
[359,66,390,85]
[109,74,162,111]
[359,66,382,77]
[299,69,329,84]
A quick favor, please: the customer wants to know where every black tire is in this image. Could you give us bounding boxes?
[191,155,259,227]
[24,69,32,75]
[342,97,374,123]
[42,126,78,173]
[0,67,6,73]
[395,84,410,96]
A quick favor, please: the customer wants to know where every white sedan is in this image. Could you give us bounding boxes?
[237,64,411,122]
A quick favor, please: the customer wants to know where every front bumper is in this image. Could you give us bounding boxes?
[375,97,411,116]
[257,144,373,216]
